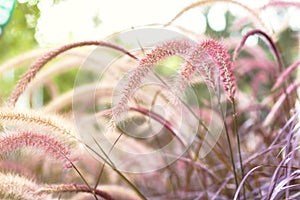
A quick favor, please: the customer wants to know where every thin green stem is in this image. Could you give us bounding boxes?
[113,170,147,200]
[215,76,239,193]
[52,136,99,200]
[232,98,245,200]
[220,105,239,192]
[94,162,106,190]
[69,162,99,200]
[91,138,147,200]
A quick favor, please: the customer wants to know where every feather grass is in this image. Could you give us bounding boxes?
[8,40,137,107]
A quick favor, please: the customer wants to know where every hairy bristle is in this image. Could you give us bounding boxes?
[114,38,237,122]
[0,109,79,144]
[0,173,49,200]
[7,40,137,107]
[200,39,236,101]
[112,39,194,119]
[0,131,74,168]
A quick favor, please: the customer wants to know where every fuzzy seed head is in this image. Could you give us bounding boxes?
[200,39,236,101]
[0,131,74,168]
[0,173,49,200]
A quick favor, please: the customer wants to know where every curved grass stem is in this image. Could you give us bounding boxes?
[8,40,137,107]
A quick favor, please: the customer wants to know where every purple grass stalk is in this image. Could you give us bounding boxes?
[284,117,298,199]
[266,142,300,199]
[272,60,300,91]
[264,81,300,127]
[266,148,300,199]
[235,58,274,74]
[233,30,292,181]
[8,40,137,107]
[129,106,187,147]
[273,184,300,200]
[233,165,263,200]
[233,29,283,74]
[174,156,221,182]
[234,30,294,114]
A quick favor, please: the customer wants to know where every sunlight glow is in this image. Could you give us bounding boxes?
[242,27,258,46]
[35,0,194,46]
[34,0,300,46]
[207,4,227,32]
[172,8,207,35]
[288,7,300,31]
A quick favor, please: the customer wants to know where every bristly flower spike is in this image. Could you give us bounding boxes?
[8,40,137,107]
[200,39,236,102]
[112,39,194,119]
[0,172,50,200]
[113,38,237,121]
[0,131,74,168]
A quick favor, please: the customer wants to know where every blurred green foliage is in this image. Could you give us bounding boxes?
[0,1,39,101]
[0,1,39,63]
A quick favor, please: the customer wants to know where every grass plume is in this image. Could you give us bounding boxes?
[0,173,50,200]
[7,40,137,107]
[0,108,79,143]
[0,1,300,199]
[113,38,236,121]
[0,131,74,168]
